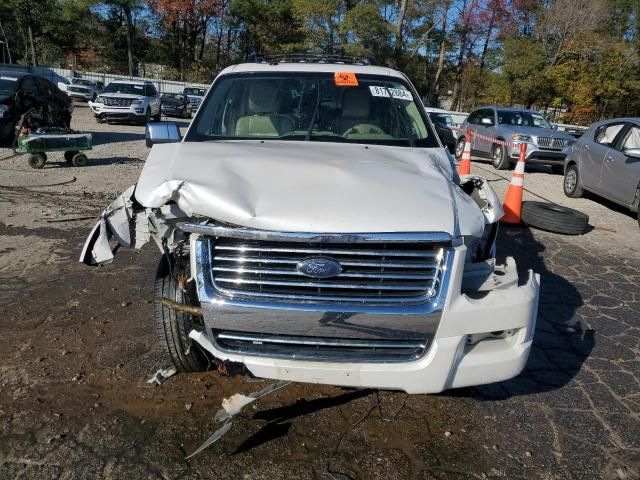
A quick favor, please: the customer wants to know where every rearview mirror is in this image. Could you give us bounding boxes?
[624,147,640,159]
[145,121,181,148]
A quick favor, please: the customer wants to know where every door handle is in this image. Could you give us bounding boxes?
[583,145,590,151]
[605,156,614,162]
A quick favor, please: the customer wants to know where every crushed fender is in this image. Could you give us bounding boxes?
[147,366,177,385]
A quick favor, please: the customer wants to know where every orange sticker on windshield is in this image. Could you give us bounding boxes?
[334,72,358,86]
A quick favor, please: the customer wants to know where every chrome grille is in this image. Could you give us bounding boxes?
[214,331,428,362]
[102,97,133,107]
[537,136,567,149]
[203,231,450,306]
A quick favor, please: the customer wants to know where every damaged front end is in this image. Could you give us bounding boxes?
[80,185,192,266]
[80,166,539,394]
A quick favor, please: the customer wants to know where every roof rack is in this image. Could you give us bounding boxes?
[245,52,374,66]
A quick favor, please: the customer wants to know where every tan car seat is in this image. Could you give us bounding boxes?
[235,82,294,137]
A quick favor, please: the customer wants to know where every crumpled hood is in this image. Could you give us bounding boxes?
[135,141,484,236]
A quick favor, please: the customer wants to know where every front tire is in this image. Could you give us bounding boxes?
[154,255,209,372]
[153,108,161,122]
[563,164,583,198]
[491,144,510,170]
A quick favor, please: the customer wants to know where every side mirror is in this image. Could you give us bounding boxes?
[624,148,640,159]
[551,124,558,130]
[145,121,181,148]
[480,117,493,126]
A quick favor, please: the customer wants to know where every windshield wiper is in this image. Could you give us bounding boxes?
[305,80,321,142]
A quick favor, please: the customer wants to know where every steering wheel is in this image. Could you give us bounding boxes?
[343,124,385,136]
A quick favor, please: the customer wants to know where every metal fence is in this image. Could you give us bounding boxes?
[0,63,209,94]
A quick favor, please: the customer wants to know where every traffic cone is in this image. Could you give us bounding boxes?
[457,129,472,175]
[501,142,527,224]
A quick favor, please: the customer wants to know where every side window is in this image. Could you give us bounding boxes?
[467,110,481,125]
[478,108,494,126]
[146,84,158,96]
[595,123,625,146]
[620,125,640,151]
[20,76,37,95]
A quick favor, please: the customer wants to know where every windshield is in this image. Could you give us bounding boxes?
[187,72,437,147]
[0,75,19,95]
[498,110,552,129]
[103,83,144,95]
[72,79,96,87]
[184,87,205,96]
[429,112,454,127]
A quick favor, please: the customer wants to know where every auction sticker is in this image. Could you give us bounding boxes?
[369,86,413,101]
[334,72,358,86]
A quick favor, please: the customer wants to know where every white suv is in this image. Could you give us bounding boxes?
[81,55,539,394]
[89,80,161,124]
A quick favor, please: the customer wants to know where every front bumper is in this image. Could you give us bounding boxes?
[68,91,93,101]
[508,144,566,164]
[190,243,540,394]
[88,102,145,121]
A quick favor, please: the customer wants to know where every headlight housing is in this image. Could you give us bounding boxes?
[511,133,532,142]
[131,98,144,106]
[94,96,104,104]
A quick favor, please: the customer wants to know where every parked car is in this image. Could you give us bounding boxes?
[88,80,161,124]
[563,118,640,226]
[160,92,192,119]
[80,55,539,394]
[456,106,575,172]
[425,107,456,153]
[0,71,73,146]
[66,78,104,102]
[183,85,206,109]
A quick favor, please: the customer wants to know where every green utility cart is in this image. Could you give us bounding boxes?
[16,128,93,169]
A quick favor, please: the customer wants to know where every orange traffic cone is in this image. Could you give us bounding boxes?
[501,142,527,224]
[457,129,472,175]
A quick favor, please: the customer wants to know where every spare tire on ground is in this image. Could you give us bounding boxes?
[521,201,589,235]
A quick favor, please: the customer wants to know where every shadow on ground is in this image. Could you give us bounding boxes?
[462,225,594,400]
[234,389,371,454]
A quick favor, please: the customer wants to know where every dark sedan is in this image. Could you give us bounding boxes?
[1,71,73,146]
[427,112,456,154]
[160,93,192,119]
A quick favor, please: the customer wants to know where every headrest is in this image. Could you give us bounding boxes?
[342,88,370,118]
[248,81,278,113]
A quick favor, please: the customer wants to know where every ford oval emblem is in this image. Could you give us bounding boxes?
[296,257,343,279]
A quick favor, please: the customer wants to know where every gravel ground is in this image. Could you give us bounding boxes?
[0,104,638,480]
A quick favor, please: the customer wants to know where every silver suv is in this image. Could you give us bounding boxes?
[80,57,539,394]
[456,106,575,172]
[66,78,104,102]
[89,80,161,124]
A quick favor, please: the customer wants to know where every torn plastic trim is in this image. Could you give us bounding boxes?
[79,184,195,266]
[184,376,291,459]
[459,175,504,224]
